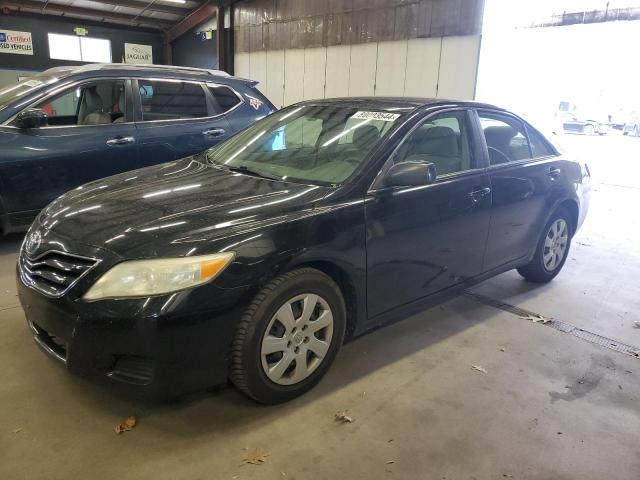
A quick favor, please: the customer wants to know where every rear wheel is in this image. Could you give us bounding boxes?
[230,268,346,404]
[517,207,572,283]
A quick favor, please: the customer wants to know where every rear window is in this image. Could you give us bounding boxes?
[139,80,207,121]
[209,85,241,114]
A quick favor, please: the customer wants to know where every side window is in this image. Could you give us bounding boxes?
[393,111,473,177]
[138,80,207,121]
[208,85,241,114]
[527,127,556,158]
[478,112,532,165]
[32,80,125,127]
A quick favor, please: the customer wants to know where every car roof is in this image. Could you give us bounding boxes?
[41,63,252,85]
[296,97,505,112]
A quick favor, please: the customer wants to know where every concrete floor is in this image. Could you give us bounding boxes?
[1,133,639,479]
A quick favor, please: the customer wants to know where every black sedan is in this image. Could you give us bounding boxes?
[17,98,591,403]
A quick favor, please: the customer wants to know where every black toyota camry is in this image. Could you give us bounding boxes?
[17,98,591,403]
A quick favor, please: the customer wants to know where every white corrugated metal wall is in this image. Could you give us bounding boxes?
[235,35,481,108]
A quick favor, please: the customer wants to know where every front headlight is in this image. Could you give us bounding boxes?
[83,252,235,301]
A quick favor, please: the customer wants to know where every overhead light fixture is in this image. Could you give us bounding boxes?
[161,0,187,4]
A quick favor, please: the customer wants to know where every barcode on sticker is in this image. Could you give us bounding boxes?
[352,111,400,122]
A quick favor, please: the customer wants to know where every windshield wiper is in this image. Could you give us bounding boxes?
[226,165,283,181]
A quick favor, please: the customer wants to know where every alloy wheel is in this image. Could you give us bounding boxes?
[261,293,334,385]
[543,218,569,271]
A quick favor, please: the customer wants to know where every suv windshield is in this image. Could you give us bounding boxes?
[206,105,404,186]
[0,68,74,112]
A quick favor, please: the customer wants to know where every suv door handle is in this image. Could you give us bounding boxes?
[203,128,226,137]
[106,136,135,146]
[548,167,561,178]
[468,187,491,201]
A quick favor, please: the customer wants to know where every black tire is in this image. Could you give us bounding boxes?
[230,267,346,404]
[517,207,573,283]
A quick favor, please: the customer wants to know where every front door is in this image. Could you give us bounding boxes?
[0,79,137,226]
[133,79,232,166]
[365,110,492,318]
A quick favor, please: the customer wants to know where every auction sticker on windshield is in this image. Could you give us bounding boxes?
[352,111,400,122]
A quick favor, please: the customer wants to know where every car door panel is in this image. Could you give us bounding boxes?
[365,171,492,318]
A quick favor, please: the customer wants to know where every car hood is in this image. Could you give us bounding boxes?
[38,156,331,257]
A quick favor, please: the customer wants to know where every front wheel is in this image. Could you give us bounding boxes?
[230,268,346,404]
[517,207,572,283]
[583,124,595,135]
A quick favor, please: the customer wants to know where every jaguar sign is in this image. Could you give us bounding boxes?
[124,43,152,64]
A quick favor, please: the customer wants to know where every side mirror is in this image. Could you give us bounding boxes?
[383,161,437,188]
[15,108,48,129]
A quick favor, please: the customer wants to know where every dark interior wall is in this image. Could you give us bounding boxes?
[172,28,218,70]
[234,0,484,53]
[0,14,164,71]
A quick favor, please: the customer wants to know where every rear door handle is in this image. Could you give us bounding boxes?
[548,167,561,178]
[468,187,491,201]
[106,136,135,146]
[203,128,226,137]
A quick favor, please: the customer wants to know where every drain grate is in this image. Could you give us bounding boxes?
[464,291,640,359]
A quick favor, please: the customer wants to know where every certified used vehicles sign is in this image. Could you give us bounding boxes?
[0,30,34,55]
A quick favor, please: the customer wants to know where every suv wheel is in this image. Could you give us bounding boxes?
[517,207,572,283]
[230,268,346,404]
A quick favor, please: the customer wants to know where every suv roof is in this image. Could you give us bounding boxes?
[42,63,254,84]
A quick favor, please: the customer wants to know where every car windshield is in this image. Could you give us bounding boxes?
[206,105,405,186]
[0,68,75,112]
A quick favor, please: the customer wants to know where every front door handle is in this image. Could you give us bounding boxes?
[106,136,135,146]
[548,167,561,178]
[203,128,226,137]
[468,187,491,202]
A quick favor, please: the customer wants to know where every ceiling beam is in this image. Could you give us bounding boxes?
[82,0,192,16]
[165,0,217,43]
[0,0,175,29]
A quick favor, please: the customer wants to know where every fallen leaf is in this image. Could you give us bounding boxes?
[499,347,506,352]
[628,349,639,358]
[503,475,514,479]
[520,313,552,324]
[634,321,640,329]
[386,460,395,465]
[334,410,354,423]
[114,416,136,434]
[12,427,23,434]
[243,448,270,465]
[471,365,487,374]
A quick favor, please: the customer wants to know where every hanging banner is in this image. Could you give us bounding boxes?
[124,43,153,64]
[0,30,34,55]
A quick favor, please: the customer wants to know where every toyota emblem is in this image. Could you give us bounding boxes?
[25,231,42,256]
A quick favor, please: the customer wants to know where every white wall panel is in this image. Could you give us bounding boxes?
[375,40,408,97]
[283,48,305,106]
[404,38,441,98]
[437,35,481,100]
[248,50,267,91]
[235,52,250,79]
[265,49,285,108]
[235,34,481,107]
[303,47,327,101]
[348,43,377,96]
[324,45,351,99]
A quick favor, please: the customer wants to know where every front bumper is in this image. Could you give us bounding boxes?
[17,267,250,398]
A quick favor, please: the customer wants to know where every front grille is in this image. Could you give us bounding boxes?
[19,250,99,297]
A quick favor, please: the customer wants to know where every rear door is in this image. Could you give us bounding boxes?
[0,78,136,225]
[475,109,564,271]
[132,78,232,166]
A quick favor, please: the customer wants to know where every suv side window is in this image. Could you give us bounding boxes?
[478,112,532,165]
[393,110,473,177]
[527,126,556,158]
[208,85,241,114]
[31,80,126,127]
[138,80,207,121]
